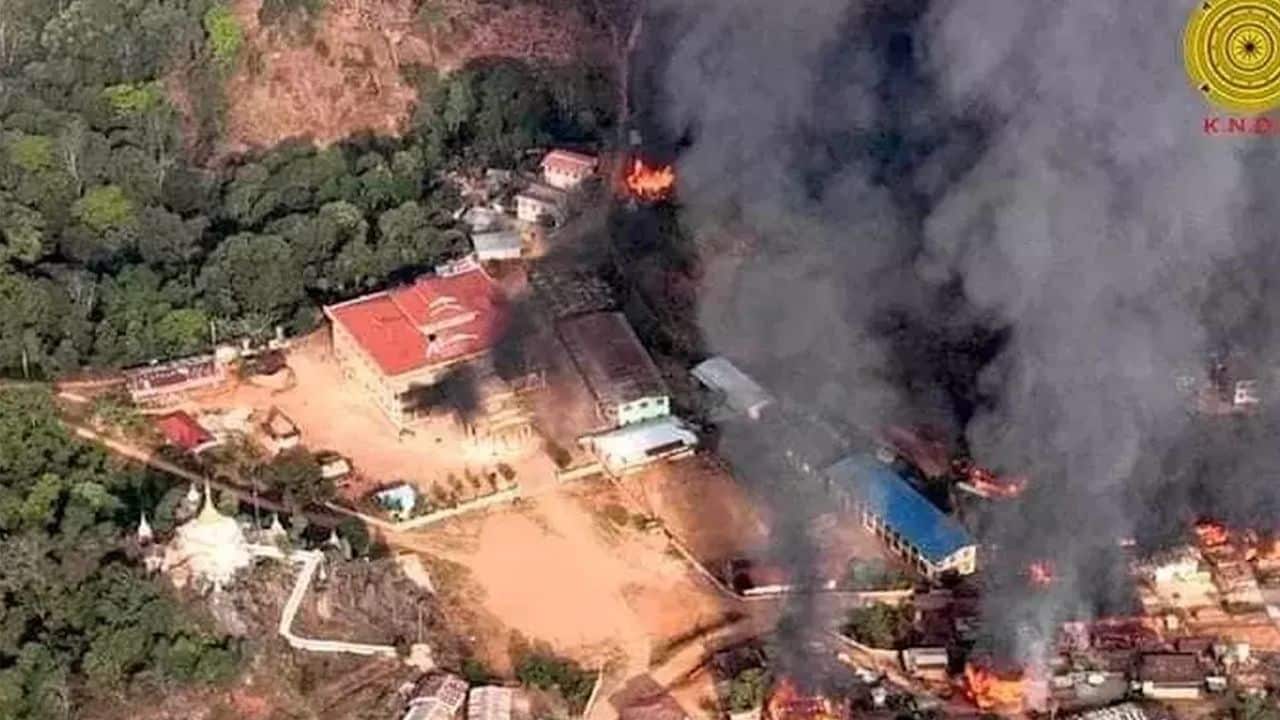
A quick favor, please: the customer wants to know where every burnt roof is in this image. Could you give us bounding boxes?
[557,312,667,407]
[1138,653,1203,684]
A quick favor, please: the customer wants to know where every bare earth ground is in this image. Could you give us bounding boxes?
[190,332,552,499]
[621,456,894,577]
[209,0,609,154]
[398,482,731,667]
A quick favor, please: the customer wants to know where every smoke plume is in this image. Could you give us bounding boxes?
[646,0,1280,668]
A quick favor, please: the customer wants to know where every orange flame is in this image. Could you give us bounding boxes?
[1194,519,1229,547]
[963,664,1025,711]
[955,458,1027,498]
[1028,560,1055,588]
[624,158,675,201]
[766,678,835,720]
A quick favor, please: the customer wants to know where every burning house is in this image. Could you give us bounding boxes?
[764,678,847,720]
[962,662,1027,713]
[322,259,510,428]
[823,455,976,579]
[623,158,676,202]
[952,457,1027,500]
[557,311,671,430]
[877,425,952,479]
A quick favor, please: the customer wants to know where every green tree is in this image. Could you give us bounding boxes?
[203,4,244,67]
[135,206,207,270]
[336,517,373,557]
[728,667,768,712]
[0,388,241,718]
[258,448,334,510]
[72,185,135,232]
[0,197,45,264]
[842,603,913,650]
[102,82,164,116]
[1229,693,1280,720]
[197,232,306,324]
[374,201,464,277]
[4,132,55,173]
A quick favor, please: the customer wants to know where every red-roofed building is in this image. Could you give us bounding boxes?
[323,260,511,426]
[540,149,598,190]
[155,411,220,453]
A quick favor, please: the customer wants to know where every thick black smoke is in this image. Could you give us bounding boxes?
[645,0,1280,669]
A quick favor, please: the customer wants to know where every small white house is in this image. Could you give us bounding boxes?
[472,229,523,261]
[901,647,948,675]
[460,206,505,233]
[319,455,352,482]
[515,183,567,225]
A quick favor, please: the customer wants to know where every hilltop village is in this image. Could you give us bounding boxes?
[32,132,1280,720]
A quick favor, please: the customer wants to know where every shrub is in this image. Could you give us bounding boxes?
[515,650,595,715]
[841,603,913,650]
[601,503,629,526]
[204,5,244,67]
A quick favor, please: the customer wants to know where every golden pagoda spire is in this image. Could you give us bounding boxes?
[197,480,223,525]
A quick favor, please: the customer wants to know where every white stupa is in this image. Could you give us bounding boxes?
[162,483,253,592]
[137,512,154,545]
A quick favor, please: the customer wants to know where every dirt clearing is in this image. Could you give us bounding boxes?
[396,481,736,679]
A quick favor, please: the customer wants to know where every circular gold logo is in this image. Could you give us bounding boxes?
[1185,0,1280,114]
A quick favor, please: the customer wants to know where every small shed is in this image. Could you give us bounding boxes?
[460,206,504,233]
[404,673,468,720]
[154,411,220,454]
[318,454,352,481]
[263,407,300,454]
[375,483,418,521]
[472,229,523,261]
[690,356,773,420]
[901,647,949,675]
[467,686,514,720]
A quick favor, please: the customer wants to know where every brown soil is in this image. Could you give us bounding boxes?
[394,482,736,681]
[207,0,608,154]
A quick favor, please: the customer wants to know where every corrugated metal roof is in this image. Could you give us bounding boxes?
[472,230,522,254]
[690,356,773,418]
[824,455,972,563]
[324,267,508,377]
[591,415,695,449]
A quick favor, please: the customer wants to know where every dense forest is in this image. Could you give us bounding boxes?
[0,0,614,380]
[0,388,240,718]
[0,1,613,716]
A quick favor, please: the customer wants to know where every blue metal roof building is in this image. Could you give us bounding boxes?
[824,454,977,578]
